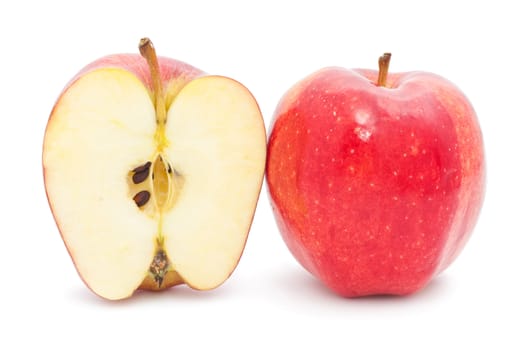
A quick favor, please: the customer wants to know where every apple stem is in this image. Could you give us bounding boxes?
[139,38,167,126]
[377,53,392,87]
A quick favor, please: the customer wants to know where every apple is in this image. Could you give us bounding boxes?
[43,38,266,300]
[266,53,485,297]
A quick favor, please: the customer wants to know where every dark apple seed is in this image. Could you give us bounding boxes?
[133,190,150,207]
[132,161,152,174]
[132,169,150,184]
[132,161,152,184]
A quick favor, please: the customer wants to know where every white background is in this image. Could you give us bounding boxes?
[1,0,523,348]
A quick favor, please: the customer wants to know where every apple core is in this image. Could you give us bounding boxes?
[129,39,187,288]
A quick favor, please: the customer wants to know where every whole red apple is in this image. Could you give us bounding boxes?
[266,54,485,297]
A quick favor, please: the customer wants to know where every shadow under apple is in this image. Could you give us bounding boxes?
[272,263,455,307]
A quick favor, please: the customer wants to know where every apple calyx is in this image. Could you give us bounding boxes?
[377,52,392,87]
[149,241,170,287]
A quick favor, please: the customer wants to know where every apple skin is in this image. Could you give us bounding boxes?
[266,67,485,297]
[43,54,203,293]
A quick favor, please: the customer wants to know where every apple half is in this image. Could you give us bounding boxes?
[43,38,266,300]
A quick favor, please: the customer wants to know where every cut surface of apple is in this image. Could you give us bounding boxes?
[43,39,266,300]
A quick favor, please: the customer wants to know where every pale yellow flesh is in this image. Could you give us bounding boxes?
[164,76,266,289]
[43,69,266,300]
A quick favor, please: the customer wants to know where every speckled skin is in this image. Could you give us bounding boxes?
[266,67,485,297]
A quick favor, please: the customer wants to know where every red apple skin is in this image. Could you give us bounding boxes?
[266,67,485,297]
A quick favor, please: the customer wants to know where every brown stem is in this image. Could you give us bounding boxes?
[139,38,166,126]
[377,53,392,87]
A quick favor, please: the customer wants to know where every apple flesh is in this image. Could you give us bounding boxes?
[266,54,485,297]
[43,39,266,300]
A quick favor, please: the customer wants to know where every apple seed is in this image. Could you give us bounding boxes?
[133,190,151,207]
[132,161,152,184]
